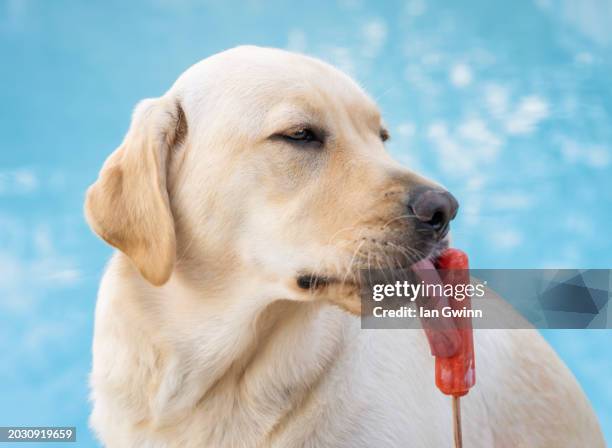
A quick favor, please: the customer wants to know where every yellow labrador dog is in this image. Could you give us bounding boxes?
[85,46,604,447]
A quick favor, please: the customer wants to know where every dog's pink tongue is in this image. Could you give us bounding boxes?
[411,258,461,358]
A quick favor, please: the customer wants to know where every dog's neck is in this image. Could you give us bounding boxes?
[97,253,352,443]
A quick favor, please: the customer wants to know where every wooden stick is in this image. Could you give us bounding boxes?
[452,396,463,448]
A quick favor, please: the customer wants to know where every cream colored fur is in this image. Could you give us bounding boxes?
[85,46,604,447]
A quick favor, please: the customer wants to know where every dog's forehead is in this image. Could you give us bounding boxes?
[173,46,380,121]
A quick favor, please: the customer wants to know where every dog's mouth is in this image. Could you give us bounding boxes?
[296,238,450,292]
[296,238,462,357]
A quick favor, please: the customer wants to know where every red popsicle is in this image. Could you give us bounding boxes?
[434,248,475,448]
[434,248,476,397]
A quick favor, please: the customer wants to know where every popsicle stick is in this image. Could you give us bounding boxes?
[452,396,462,448]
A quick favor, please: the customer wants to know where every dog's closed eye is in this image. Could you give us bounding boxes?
[272,126,325,148]
[284,127,319,142]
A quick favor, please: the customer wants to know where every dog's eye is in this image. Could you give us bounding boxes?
[283,128,322,145]
[380,128,390,142]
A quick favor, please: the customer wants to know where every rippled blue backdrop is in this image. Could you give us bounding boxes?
[1,0,611,445]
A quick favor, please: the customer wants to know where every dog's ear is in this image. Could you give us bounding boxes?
[85,97,187,286]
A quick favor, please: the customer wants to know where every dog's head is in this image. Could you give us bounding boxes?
[85,46,458,314]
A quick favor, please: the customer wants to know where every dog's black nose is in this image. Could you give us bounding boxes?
[408,187,458,236]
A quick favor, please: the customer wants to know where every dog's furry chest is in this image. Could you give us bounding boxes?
[89,272,355,447]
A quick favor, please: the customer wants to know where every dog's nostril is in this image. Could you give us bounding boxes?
[429,211,446,231]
